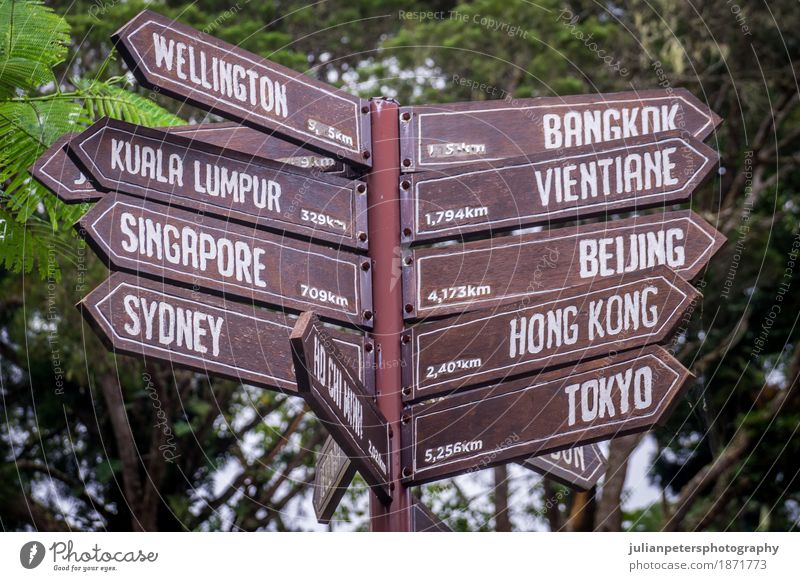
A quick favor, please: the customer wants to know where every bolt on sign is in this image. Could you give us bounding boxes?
[291,312,391,501]
[402,209,725,319]
[69,118,369,251]
[411,499,452,532]
[400,131,719,244]
[30,133,100,203]
[399,88,722,172]
[402,267,698,401]
[113,10,372,167]
[519,443,607,491]
[78,194,374,328]
[313,436,357,524]
[81,273,374,394]
[401,346,690,485]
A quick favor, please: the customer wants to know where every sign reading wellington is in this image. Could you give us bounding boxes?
[113,10,371,167]
[291,312,391,501]
[70,118,368,250]
[401,132,718,243]
[403,209,724,319]
[81,273,373,393]
[401,346,690,485]
[400,88,721,171]
[403,268,698,400]
[519,444,607,491]
[79,194,373,327]
[313,436,357,524]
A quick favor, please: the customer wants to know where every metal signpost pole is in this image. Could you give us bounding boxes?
[367,97,411,532]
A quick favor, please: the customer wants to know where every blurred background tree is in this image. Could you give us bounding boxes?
[0,0,797,531]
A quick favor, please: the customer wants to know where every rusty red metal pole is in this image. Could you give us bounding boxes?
[366,97,411,532]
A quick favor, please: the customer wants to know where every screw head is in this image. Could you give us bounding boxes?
[401,111,411,122]
[404,256,413,266]
[357,183,367,194]
[404,304,414,313]
[402,158,412,167]
[401,334,411,344]
[402,386,412,397]
[363,150,371,159]
[401,180,411,190]
[402,227,412,237]
[361,105,370,114]
[365,342,374,353]
[361,260,371,271]
[363,310,373,320]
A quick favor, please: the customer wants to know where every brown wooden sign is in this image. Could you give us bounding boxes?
[399,88,721,171]
[401,346,690,485]
[412,498,452,532]
[400,131,718,243]
[403,209,724,319]
[31,133,100,203]
[313,436,356,524]
[78,194,373,328]
[291,312,391,501]
[402,267,698,401]
[80,272,374,394]
[113,10,372,167]
[519,443,607,491]
[69,118,368,251]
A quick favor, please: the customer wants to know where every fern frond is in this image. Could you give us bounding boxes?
[74,77,184,127]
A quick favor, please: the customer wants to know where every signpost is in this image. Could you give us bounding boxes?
[31,133,100,203]
[313,436,357,524]
[80,272,374,394]
[399,88,722,171]
[291,312,391,501]
[411,498,452,532]
[403,209,724,319]
[519,444,607,491]
[400,131,719,243]
[78,194,373,328]
[401,346,690,485]
[69,118,368,251]
[402,267,698,400]
[113,10,372,167]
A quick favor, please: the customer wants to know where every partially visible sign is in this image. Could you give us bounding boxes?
[313,436,356,524]
[291,312,391,501]
[403,267,698,401]
[78,194,373,328]
[401,346,690,485]
[403,209,725,319]
[401,131,718,243]
[519,443,607,491]
[113,10,372,167]
[80,273,374,393]
[30,133,100,203]
[399,88,721,171]
[412,499,452,532]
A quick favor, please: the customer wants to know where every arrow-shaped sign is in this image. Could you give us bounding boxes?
[403,209,724,319]
[519,443,607,491]
[31,133,101,204]
[113,10,372,167]
[402,267,698,401]
[399,88,721,171]
[313,436,357,524]
[69,118,368,250]
[400,131,718,243]
[401,345,690,485]
[291,312,391,501]
[411,498,452,532]
[80,273,374,394]
[78,194,373,328]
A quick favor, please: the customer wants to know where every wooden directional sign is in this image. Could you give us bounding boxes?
[291,312,391,501]
[113,10,372,167]
[402,267,698,401]
[400,131,718,243]
[78,194,373,328]
[401,346,690,485]
[31,133,100,203]
[313,436,356,524]
[399,88,721,171]
[519,443,607,491]
[80,273,374,394]
[403,209,724,320]
[69,118,368,251]
[412,499,452,532]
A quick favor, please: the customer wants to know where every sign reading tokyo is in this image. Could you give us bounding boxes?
[399,88,722,171]
[401,346,690,485]
[403,209,724,319]
[402,268,698,400]
[81,273,373,393]
[79,194,373,328]
[291,312,391,501]
[313,436,357,524]
[519,443,607,491]
[401,132,718,243]
[70,118,368,250]
[113,11,371,167]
